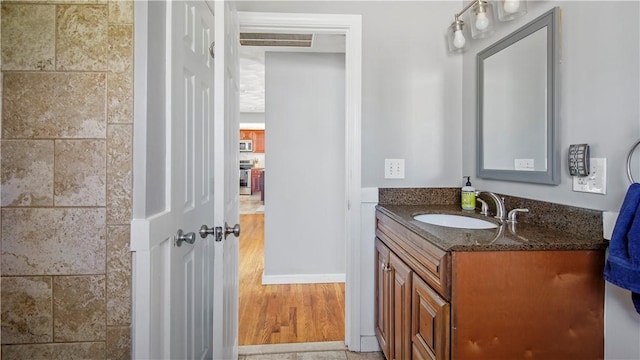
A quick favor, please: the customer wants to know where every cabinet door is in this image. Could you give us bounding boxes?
[240,130,252,140]
[253,130,265,153]
[375,239,391,360]
[390,252,412,360]
[412,274,450,360]
[251,169,261,192]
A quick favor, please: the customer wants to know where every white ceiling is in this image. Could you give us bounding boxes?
[239,33,347,113]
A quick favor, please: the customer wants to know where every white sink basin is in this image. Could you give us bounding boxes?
[413,214,498,229]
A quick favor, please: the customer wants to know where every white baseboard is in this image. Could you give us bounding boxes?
[262,272,346,285]
[360,335,381,352]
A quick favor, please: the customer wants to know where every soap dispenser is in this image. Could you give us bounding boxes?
[461,176,476,210]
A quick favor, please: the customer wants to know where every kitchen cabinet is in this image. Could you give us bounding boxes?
[252,130,265,153]
[251,169,262,193]
[239,130,265,153]
[240,130,252,140]
[375,209,604,360]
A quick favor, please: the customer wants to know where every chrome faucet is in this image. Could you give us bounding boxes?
[507,208,529,223]
[476,197,490,215]
[475,191,506,221]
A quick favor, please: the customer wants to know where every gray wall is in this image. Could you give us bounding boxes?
[239,112,264,124]
[237,1,464,188]
[263,52,346,280]
[463,2,640,358]
[462,1,640,212]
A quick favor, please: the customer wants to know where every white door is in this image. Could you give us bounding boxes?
[211,1,240,359]
[168,1,216,359]
[131,1,239,359]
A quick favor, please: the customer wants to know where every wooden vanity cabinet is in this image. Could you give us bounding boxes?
[375,239,413,360]
[412,274,450,360]
[375,212,451,360]
[375,209,605,360]
[375,240,391,358]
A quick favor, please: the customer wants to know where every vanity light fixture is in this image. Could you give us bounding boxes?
[447,0,527,53]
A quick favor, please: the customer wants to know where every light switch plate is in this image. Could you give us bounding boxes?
[384,159,405,179]
[572,158,606,194]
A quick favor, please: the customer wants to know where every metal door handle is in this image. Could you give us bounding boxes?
[225,222,240,238]
[175,229,196,247]
[200,222,240,242]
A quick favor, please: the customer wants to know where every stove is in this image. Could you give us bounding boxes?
[239,160,253,195]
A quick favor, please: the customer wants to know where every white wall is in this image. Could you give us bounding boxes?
[262,52,346,283]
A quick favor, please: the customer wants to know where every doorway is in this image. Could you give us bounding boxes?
[237,11,363,351]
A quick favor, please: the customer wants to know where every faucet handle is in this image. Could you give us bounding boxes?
[476,197,490,215]
[507,208,529,223]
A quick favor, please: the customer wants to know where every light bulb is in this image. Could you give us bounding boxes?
[503,0,520,14]
[453,29,466,49]
[475,12,490,31]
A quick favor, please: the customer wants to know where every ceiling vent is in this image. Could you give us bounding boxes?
[239,33,313,47]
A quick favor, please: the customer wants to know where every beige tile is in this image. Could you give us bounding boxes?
[107,24,133,124]
[1,342,106,360]
[2,0,107,3]
[106,125,132,223]
[107,72,133,125]
[1,208,106,275]
[346,351,385,360]
[56,4,108,71]
[109,0,133,24]
[1,4,55,71]
[108,24,132,73]
[54,139,106,206]
[106,225,131,325]
[1,276,53,344]
[246,354,297,360]
[106,325,131,360]
[53,275,106,342]
[1,140,54,206]
[2,72,106,139]
[297,351,348,360]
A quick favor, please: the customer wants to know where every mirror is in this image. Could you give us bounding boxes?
[477,7,560,185]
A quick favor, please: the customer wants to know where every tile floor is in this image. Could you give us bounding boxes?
[240,192,264,214]
[238,342,384,360]
[239,350,384,360]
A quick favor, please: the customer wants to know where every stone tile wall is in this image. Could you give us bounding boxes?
[0,1,133,358]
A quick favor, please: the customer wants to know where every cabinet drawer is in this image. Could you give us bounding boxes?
[376,211,450,300]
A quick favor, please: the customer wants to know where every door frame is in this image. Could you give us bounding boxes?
[238,11,363,351]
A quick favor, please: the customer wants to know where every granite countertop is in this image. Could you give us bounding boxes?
[377,204,609,252]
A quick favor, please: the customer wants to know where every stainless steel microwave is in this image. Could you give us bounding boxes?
[239,139,253,152]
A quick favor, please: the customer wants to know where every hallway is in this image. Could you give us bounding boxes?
[239,214,345,345]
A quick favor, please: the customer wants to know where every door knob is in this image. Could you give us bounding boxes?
[199,222,240,242]
[200,225,223,241]
[199,222,240,241]
[175,229,196,247]
[225,222,240,238]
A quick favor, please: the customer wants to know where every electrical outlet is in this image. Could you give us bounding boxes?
[384,159,405,179]
[514,158,535,171]
[572,158,606,194]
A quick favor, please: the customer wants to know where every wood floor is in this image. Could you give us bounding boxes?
[238,214,345,345]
